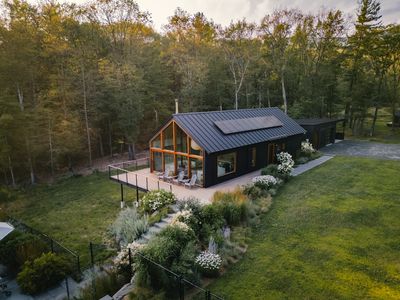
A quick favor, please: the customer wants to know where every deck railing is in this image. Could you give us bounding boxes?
[108,158,174,193]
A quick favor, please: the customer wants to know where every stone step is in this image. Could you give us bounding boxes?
[154,220,169,229]
[148,226,162,235]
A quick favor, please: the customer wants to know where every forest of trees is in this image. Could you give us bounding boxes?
[0,0,399,186]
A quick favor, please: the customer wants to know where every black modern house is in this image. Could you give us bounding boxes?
[295,118,345,149]
[149,108,306,188]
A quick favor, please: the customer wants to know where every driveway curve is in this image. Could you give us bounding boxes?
[321,140,400,160]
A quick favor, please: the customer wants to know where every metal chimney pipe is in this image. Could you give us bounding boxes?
[175,99,179,114]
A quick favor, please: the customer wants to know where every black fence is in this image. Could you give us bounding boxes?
[5,216,82,279]
[134,251,224,300]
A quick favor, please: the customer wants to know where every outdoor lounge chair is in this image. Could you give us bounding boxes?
[172,171,185,185]
[157,170,169,181]
[184,174,197,189]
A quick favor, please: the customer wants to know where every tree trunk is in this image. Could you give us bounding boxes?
[99,134,104,157]
[281,69,288,114]
[128,143,136,160]
[8,155,16,188]
[267,87,271,107]
[48,118,55,177]
[108,118,113,157]
[81,63,92,167]
[370,106,379,137]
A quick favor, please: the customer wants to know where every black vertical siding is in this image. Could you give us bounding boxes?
[203,134,304,187]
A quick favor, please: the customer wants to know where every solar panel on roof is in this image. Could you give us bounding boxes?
[214,116,283,134]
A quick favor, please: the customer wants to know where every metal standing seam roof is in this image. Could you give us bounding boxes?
[295,118,345,126]
[172,107,306,154]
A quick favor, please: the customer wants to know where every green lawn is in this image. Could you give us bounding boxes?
[210,157,400,299]
[1,173,140,269]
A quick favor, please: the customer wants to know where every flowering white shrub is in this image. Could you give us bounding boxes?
[141,190,176,213]
[171,209,192,224]
[252,175,278,189]
[276,152,294,175]
[170,221,191,232]
[195,251,222,274]
[301,139,315,155]
[113,241,145,271]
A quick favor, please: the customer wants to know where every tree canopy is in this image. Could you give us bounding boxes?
[0,0,399,185]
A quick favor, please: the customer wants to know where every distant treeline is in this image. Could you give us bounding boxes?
[0,0,399,185]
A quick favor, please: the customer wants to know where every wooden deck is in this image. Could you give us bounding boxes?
[110,167,261,204]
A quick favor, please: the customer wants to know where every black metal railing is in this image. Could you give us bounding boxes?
[5,216,81,279]
[135,251,224,300]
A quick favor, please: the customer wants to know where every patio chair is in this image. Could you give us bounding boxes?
[157,170,169,181]
[184,174,197,189]
[172,171,185,185]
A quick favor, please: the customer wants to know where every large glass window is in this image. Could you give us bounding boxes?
[189,138,202,156]
[151,134,161,148]
[176,125,187,153]
[217,152,236,177]
[163,123,174,150]
[190,158,203,185]
[164,153,174,175]
[152,151,162,172]
[176,155,188,176]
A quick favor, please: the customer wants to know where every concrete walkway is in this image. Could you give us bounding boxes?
[321,140,400,160]
[291,155,334,177]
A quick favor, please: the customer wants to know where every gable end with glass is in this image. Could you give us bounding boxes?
[149,108,306,188]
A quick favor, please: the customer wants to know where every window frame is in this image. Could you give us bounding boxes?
[217,151,237,178]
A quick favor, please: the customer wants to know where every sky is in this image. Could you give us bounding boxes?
[46,0,400,31]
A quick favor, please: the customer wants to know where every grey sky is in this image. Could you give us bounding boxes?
[51,0,400,30]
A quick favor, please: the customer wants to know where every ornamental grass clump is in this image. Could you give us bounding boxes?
[212,189,249,226]
[252,175,278,190]
[109,207,149,246]
[141,190,175,213]
[195,251,222,277]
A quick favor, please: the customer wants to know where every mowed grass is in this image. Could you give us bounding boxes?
[1,173,140,269]
[210,157,400,299]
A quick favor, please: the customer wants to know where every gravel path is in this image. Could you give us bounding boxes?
[321,140,400,160]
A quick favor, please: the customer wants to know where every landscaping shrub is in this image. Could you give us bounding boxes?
[301,140,316,156]
[195,251,222,277]
[212,190,249,226]
[261,164,279,177]
[113,241,145,279]
[78,270,127,300]
[141,190,175,214]
[276,152,294,176]
[136,224,198,295]
[252,175,278,190]
[109,207,149,246]
[17,252,70,295]
[296,156,309,165]
[0,230,49,274]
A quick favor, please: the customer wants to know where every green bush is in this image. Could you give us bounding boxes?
[296,156,309,165]
[261,164,279,177]
[141,190,175,214]
[109,207,149,246]
[212,190,249,226]
[136,224,198,296]
[0,230,49,274]
[78,270,127,300]
[17,252,70,295]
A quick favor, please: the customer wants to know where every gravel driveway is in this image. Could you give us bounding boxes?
[321,140,400,160]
